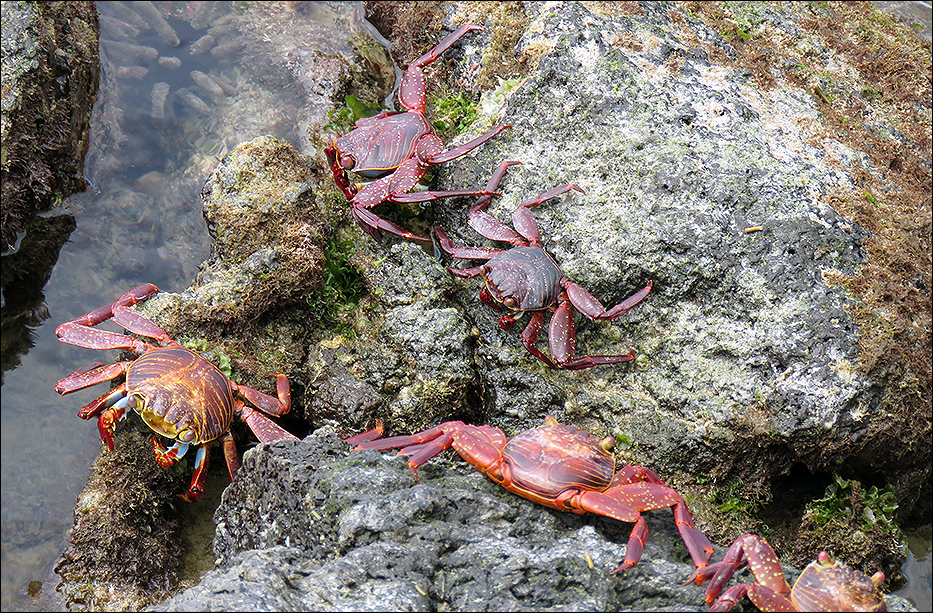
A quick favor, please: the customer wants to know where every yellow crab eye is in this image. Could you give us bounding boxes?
[129,393,145,413]
[178,429,197,443]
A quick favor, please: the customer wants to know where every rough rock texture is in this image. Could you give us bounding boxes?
[0,0,99,250]
[55,418,186,611]
[152,427,915,612]
[153,428,710,612]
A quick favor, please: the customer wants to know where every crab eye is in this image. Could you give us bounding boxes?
[178,429,197,443]
[128,393,145,414]
[502,297,518,309]
[339,154,355,170]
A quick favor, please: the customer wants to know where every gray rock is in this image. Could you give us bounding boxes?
[154,428,709,612]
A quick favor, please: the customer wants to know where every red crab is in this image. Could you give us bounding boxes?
[54,284,298,502]
[350,416,715,574]
[689,533,888,611]
[434,161,653,369]
[325,24,510,242]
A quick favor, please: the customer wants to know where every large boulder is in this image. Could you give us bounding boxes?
[1,1,99,250]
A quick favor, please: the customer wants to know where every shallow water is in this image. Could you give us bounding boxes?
[0,2,368,609]
[0,1,929,611]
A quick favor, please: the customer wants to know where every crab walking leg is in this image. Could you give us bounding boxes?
[518,311,560,369]
[233,374,291,417]
[434,226,504,260]
[56,361,133,395]
[220,431,241,480]
[565,280,653,321]
[352,202,431,243]
[344,419,385,446]
[512,184,585,245]
[179,442,211,503]
[612,464,715,569]
[399,24,484,112]
[56,284,159,330]
[237,403,299,443]
[547,298,637,369]
[93,389,131,450]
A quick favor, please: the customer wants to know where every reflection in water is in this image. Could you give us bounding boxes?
[0,2,389,610]
[1,214,76,383]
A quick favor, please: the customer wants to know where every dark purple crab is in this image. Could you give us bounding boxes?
[434,161,653,370]
[325,24,510,242]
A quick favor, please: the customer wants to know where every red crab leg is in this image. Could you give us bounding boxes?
[81,389,129,450]
[565,280,653,321]
[547,298,637,369]
[399,24,484,113]
[179,442,211,503]
[153,438,189,467]
[233,374,291,416]
[518,311,560,369]
[344,419,385,446]
[512,184,585,245]
[75,383,127,422]
[325,144,358,200]
[220,431,240,481]
[110,306,173,344]
[352,202,431,243]
[373,423,509,483]
[55,284,159,331]
[55,361,132,395]
[56,286,169,351]
[697,534,792,606]
[613,464,716,570]
[435,226,504,261]
[423,124,512,165]
[238,404,299,443]
[465,161,528,244]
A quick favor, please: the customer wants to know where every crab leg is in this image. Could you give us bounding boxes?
[220,431,241,480]
[352,202,431,243]
[178,442,211,503]
[565,280,653,322]
[512,184,585,245]
[399,24,484,113]
[435,226,504,260]
[55,361,133,395]
[233,374,291,416]
[56,284,159,330]
[344,419,385,446]
[237,403,299,443]
[465,161,528,244]
[423,125,512,165]
[518,311,560,369]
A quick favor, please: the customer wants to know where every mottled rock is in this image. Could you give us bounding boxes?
[1,1,99,250]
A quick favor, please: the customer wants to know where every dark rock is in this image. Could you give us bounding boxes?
[1,1,100,250]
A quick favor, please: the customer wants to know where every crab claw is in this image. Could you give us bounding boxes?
[153,439,189,468]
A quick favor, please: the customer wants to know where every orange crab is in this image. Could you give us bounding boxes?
[689,533,888,611]
[350,416,714,574]
[55,284,298,501]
